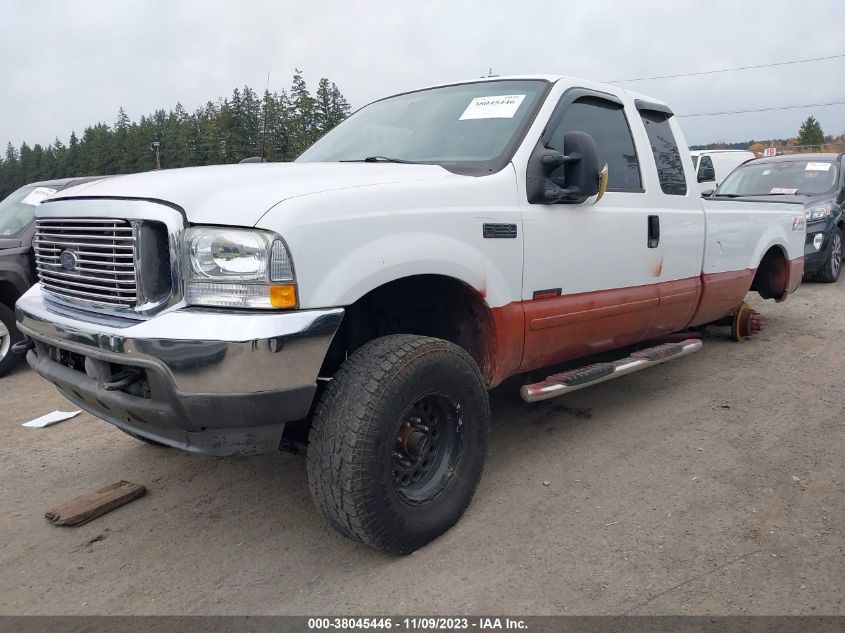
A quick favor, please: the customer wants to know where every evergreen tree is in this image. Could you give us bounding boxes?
[289,69,317,156]
[328,82,351,130]
[797,116,825,148]
[0,70,352,199]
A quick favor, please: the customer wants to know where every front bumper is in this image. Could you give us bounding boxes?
[15,286,343,455]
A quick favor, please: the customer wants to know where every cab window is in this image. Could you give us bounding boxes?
[640,110,688,195]
[546,97,642,192]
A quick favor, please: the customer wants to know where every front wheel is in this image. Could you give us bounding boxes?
[307,334,490,554]
[0,302,24,378]
[808,227,843,283]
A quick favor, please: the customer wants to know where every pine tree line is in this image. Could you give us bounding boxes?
[0,69,351,200]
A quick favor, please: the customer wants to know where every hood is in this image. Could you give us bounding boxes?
[712,193,832,207]
[47,162,456,225]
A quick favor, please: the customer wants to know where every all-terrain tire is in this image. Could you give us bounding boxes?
[0,302,24,378]
[807,226,843,283]
[307,334,490,554]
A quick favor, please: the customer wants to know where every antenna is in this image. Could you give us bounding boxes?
[260,70,270,161]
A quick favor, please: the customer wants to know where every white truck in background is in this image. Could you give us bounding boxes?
[15,75,804,554]
[690,149,756,195]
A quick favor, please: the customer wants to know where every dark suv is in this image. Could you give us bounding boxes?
[713,153,845,282]
[0,176,106,376]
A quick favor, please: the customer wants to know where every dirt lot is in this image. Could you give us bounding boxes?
[0,283,843,616]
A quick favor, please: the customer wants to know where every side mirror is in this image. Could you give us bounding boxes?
[701,189,715,198]
[527,131,606,204]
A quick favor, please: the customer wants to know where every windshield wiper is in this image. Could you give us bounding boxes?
[340,156,419,164]
[715,192,801,198]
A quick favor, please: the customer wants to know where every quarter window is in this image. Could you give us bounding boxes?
[546,97,642,191]
[640,110,688,195]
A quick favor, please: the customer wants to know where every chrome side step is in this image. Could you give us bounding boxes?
[520,338,703,403]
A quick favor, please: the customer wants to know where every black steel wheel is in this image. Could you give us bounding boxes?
[391,391,464,504]
[307,334,489,555]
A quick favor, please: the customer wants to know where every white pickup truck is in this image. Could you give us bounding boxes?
[15,75,805,554]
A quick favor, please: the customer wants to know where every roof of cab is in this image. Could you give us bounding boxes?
[383,74,669,112]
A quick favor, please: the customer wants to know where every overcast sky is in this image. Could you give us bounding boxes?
[1,0,843,151]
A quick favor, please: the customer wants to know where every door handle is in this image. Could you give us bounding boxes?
[648,215,660,248]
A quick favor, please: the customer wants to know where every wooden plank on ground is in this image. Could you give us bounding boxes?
[45,480,147,527]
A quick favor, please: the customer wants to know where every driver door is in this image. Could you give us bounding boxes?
[520,90,659,372]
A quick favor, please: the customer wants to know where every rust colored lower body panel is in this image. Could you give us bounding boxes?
[688,268,756,327]
[488,302,526,387]
[486,258,802,384]
[784,256,804,299]
[518,276,702,374]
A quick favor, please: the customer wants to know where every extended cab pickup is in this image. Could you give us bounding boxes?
[15,75,805,553]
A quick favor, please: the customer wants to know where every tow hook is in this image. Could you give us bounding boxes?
[11,338,35,355]
[731,302,765,341]
[103,369,143,392]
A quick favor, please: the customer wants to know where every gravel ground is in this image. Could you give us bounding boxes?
[0,284,843,615]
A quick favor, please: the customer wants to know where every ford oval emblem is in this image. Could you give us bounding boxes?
[59,250,78,271]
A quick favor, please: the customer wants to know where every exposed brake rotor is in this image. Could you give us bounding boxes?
[732,302,765,342]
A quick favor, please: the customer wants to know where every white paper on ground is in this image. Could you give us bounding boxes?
[22,410,81,428]
[459,95,525,120]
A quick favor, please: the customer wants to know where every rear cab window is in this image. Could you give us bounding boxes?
[639,110,688,196]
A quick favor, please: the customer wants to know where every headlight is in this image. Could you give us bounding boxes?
[183,227,296,309]
[805,203,832,221]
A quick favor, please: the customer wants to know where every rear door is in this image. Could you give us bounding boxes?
[635,106,706,337]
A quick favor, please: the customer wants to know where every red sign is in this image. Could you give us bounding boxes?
[763,147,777,157]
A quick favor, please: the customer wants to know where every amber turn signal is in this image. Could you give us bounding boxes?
[269,284,297,308]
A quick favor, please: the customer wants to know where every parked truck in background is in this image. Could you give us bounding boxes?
[690,149,755,195]
[15,75,805,553]
[0,176,106,376]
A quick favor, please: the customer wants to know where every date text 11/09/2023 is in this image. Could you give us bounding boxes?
[307,617,528,630]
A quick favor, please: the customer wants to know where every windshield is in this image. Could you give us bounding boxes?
[297,80,548,172]
[716,159,839,196]
[0,185,57,237]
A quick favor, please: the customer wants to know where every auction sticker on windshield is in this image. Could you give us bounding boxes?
[770,187,798,194]
[20,187,57,206]
[805,162,832,171]
[459,95,525,120]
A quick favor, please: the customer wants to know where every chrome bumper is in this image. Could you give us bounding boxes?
[15,286,344,455]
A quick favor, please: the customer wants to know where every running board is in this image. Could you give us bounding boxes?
[520,338,703,403]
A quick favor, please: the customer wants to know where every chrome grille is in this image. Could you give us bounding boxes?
[34,218,138,308]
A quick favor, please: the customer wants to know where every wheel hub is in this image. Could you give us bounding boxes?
[732,302,765,341]
[392,392,462,503]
